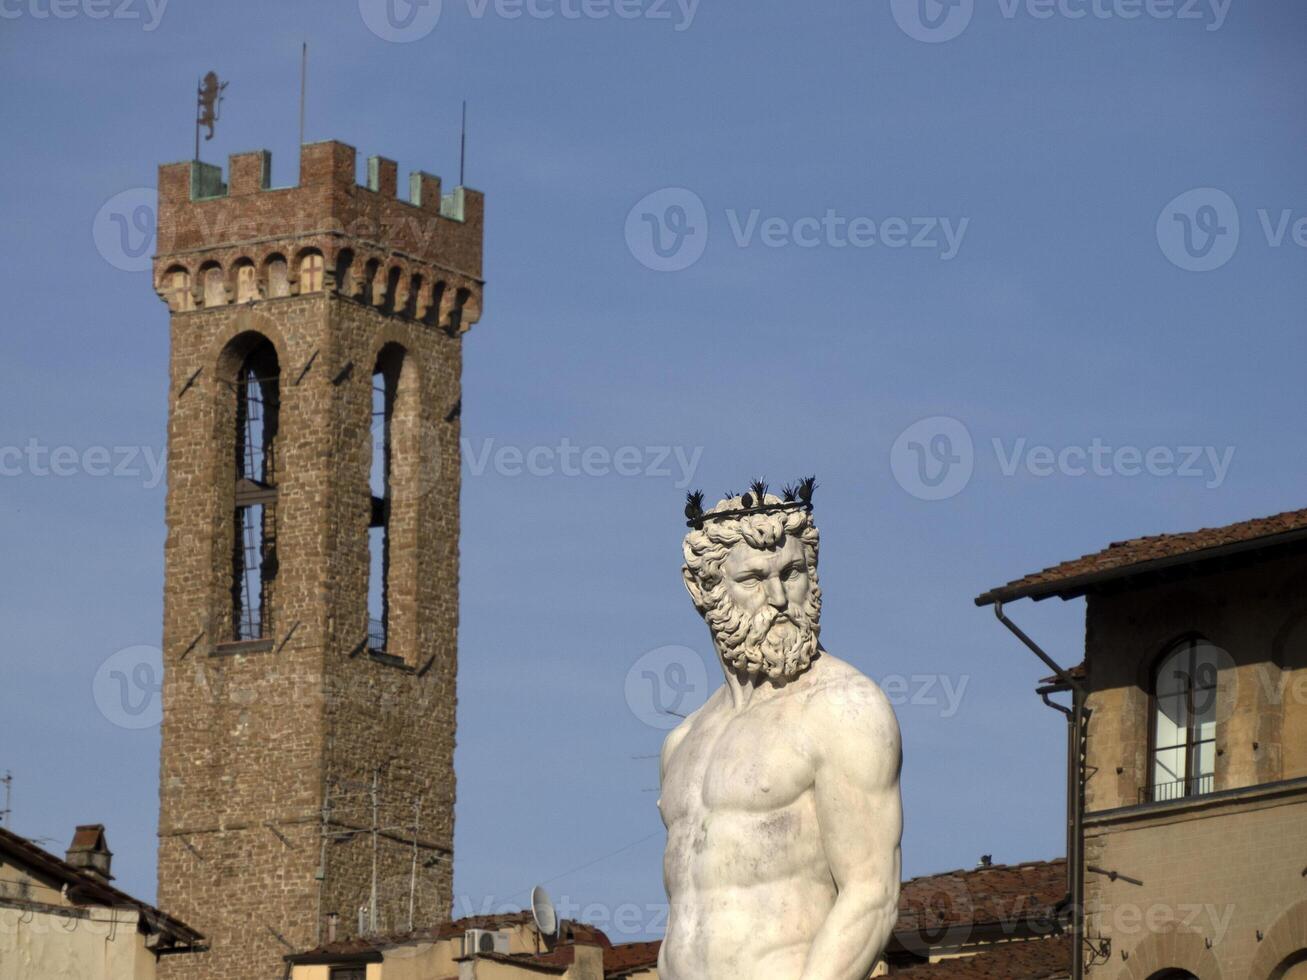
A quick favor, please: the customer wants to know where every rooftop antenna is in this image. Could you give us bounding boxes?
[299,42,308,154]
[459,100,467,186]
[0,771,10,828]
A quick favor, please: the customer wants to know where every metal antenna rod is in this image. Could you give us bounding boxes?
[459,100,467,186]
[369,768,380,934]
[299,42,308,151]
[408,795,422,931]
[1,771,11,829]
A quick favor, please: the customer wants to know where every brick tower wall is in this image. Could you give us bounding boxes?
[153,142,483,980]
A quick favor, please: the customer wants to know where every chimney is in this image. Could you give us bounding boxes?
[66,825,113,882]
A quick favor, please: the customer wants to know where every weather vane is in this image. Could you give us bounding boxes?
[194,70,228,162]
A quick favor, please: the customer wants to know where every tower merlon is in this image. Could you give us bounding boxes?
[154,140,484,332]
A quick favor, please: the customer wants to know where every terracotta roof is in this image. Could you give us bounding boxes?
[895,859,1066,940]
[290,860,1066,973]
[885,935,1071,978]
[975,507,1307,606]
[287,911,612,964]
[0,826,203,948]
[604,939,661,976]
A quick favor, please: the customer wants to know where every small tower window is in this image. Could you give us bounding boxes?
[203,265,226,307]
[266,256,290,298]
[231,339,280,642]
[300,252,324,293]
[235,262,258,303]
[1149,637,1219,802]
[167,268,194,312]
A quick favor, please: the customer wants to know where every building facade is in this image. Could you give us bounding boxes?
[152,141,484,980]
[0,824,202,979]
[980,507,1307,979]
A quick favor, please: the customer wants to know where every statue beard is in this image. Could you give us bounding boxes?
[710,600,819,681]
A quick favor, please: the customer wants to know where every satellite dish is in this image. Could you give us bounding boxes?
[531,884,559,941]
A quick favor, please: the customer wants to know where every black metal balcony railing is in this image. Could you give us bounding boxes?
[1141,773,1214,804]
[367,617,386,654]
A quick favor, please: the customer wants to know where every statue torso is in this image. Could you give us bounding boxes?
[658,656,845,980]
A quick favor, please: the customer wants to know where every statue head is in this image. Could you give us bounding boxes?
[682,492,822,681]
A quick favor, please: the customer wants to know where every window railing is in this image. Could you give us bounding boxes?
[367,617,387,654]
[1141,773,1214,804]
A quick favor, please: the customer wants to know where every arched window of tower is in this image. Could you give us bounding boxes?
[264,254,290,299]
[201,263,226,307]
[164,266,193,312]
[230,336,280,643]
[234,260,257,303]
[299,251,324,294]
[367,343,418,664]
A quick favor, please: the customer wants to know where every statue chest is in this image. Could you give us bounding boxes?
[663,704,814,822]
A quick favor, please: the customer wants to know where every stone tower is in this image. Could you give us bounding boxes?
[152,141,483,980]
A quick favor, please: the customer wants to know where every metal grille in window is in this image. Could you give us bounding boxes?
[329,968,366,980]
[236,365,278,483]
[232,357,280,642]
[234,503,276,641]
[367,375,391,653]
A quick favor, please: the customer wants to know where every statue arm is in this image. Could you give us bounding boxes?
[799,678,903,980]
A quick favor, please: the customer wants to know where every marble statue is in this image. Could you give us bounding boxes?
[658,481,902,980]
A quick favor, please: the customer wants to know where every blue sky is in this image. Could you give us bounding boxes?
[2,0,1306,944]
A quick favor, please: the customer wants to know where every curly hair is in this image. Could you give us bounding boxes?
[682,495,822,675]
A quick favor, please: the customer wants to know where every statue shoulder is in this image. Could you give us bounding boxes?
[659,690,717,772]
[801,653,901,756]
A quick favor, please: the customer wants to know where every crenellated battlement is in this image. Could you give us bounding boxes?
[154,140,484,332]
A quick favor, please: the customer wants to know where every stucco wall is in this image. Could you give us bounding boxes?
[1084,787,1307,978]
[0,906,155,980]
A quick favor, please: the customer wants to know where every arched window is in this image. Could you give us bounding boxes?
[231,338,280,642]
[334,249,356,297]
[366,344,418,663]
[358,258,381,306]
[165,267,193,312]
[428,280,446,327]
[202,264,226,307]
[1274,952,1307,979]
[368,349,399,654]
[234,261,257,303]
[1149,637,1219,802]
[299,252,324,293]
[403,273,422,319]
[450,287,471,334]
[382,266,403,314]
[265,255,290,298]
